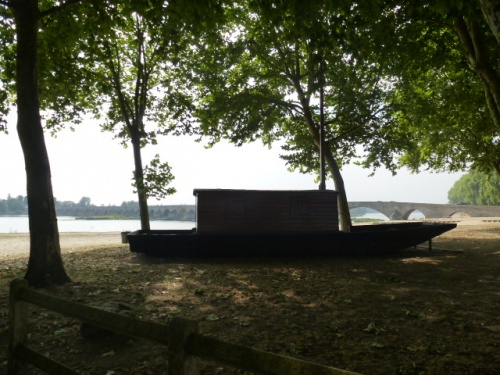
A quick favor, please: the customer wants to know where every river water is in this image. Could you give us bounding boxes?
[0,212,397,233]
[0,216,195,233]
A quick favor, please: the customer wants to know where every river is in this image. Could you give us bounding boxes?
[0,216,195,233]
[0,212,396,233]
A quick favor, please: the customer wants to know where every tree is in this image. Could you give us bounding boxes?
[479,0,500,46]
[359,1,500,177]
[6,194,27,214]
[77,196,91,207]
[191,1,393,231]
[0,0,85,287]
[452,5,500,137]
[76,4,170,230]
[0,199,7,214]
[72,0,220,230]
[448,169,500,205]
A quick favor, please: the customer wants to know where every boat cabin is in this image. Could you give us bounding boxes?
[193,189,339,234]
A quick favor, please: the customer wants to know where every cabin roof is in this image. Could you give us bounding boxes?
[193,188,338,195]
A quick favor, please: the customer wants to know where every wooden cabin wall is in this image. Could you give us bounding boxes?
[194,190,339,234]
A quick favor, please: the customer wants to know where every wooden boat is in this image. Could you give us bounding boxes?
[128,189,456,257]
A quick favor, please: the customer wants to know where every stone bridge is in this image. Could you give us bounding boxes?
[349,201,500,220]
[57,202,500,221]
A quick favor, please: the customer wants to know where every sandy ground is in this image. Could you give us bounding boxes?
[0,217,499,259]
[0,231,124,259]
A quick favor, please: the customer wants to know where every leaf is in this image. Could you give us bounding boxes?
[206,314,220,321]
[364,322,381,334]
[407,345,424,352]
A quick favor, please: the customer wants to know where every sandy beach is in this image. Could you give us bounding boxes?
[0,231,124,259]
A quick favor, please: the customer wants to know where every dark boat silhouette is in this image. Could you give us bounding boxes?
[127,189,456,257]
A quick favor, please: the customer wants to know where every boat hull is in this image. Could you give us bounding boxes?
[127,222,457,257]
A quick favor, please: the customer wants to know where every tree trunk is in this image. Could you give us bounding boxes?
[292,71,353,231]
[494,162,500,177]
[299,102,352,231]
[13,0,70,287]
[454,17,500,134]
[323,147,352,232]
[131,132,150,230]
[478,0,500,46]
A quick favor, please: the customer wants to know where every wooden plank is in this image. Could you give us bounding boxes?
[188,333,362,375]
[14,346,81,375]
[167,318,199,375]
[8,279,29,375]
[17,287,170,345]
[11,280,363,375]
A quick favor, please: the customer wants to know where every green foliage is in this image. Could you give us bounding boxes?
[0,5,16,132]
[448,170,500,205]
[69,0,222,144]
[76,215,129,220]
[133,154,176,200]
[361,0,500,175]
[191,0,393,175]
[37,3,103,132]
[0,194,28,215]
[9,195,26,214]
[45,0,218,227]
[77,197,91,207]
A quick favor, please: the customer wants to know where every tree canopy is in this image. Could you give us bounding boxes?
[448,170,500,205]
[359,0,500,176]
[66,0,223,230]
[190,0,398,230]
[72,1,179,230]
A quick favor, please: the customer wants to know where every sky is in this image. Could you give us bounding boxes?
[0,116,464,206]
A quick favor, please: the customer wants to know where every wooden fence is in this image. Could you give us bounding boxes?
[8,278,362,375]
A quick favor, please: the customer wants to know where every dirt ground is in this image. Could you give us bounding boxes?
[0,221,499,375]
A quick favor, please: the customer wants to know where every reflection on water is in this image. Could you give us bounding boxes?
[0,216,194,233]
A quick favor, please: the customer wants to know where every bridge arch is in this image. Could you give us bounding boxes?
[348,201,500,219]
[349,206,389,221]
[401,209,425,220]
[349,202,403,220]
[448,211,471,218]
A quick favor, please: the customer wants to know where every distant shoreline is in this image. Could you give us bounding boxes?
[74,215,195,221]
[0,203,197,221]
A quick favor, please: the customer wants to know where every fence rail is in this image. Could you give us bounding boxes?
[8,278,361,375]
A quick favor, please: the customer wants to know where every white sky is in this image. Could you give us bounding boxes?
[0,116,464,206]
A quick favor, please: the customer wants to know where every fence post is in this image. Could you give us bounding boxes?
[8,278,30,375]
[168,317,199,375]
